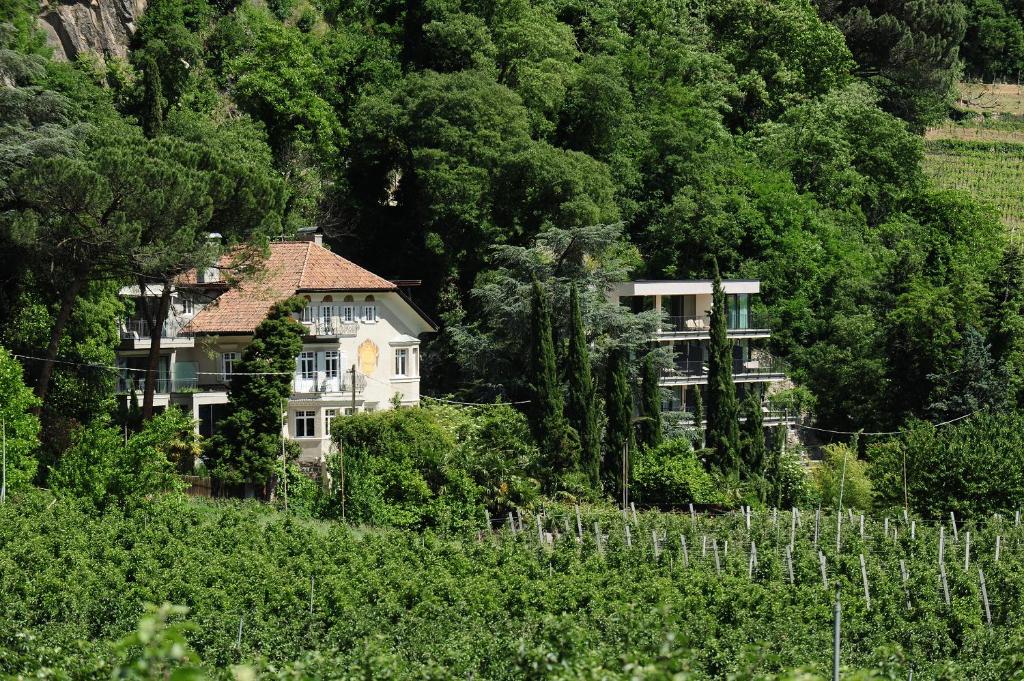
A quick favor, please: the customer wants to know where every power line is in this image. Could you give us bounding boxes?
[796,411,976,437]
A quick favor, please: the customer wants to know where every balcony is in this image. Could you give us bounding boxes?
[119,319,194,348]
[659,356,787,386]
[116,377,200,394]
[304,319,359,338]
[292,370,366,395]
[663,409,798,427]
[656,313,771,339]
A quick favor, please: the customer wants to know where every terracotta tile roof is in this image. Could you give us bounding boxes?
[183,242,396,335]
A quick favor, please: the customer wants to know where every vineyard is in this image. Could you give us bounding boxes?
[2,492,1024,679]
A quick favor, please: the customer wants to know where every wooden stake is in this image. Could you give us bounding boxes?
[979,568,992,626]
[860,554,871,611]
[786,544,795,584]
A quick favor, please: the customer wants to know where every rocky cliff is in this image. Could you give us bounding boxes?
[37,0,147,62]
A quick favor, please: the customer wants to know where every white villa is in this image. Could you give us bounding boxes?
[609,279,790,424]
[116,229,435,465]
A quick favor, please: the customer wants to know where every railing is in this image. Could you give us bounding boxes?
[306,319,359,337]
[659,313,772,334]
[660,356,787,380]
[663,409,798,425]
[120,319,187,340]
[292,370,367,394]
[116,377,199,394]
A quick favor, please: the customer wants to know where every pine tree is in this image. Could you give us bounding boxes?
[692,386,705,449]
[739,385,766,478]
[528,279,578,481]
[603,348,632,496]
[705,264,740,474]
[637,353,662,449]
[141,52,165,138]
[565,284,601,489]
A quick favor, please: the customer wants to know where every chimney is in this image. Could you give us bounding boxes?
[198,232,222,283]
[295,226,323,246]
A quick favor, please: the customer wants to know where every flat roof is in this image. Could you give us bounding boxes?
[610,280,760,297]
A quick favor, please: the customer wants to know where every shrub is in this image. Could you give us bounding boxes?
[0,345,39,492]
[50,409,190,509]
[632,438,721,508]
[812,443,873,511]
[868,411,1024,519]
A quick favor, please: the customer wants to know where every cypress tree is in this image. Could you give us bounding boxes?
[692,386,705,449]
[603,348,632,496]
[528,279,578,480]
[637,353,662,449]
[565,284,601,489]
[141,52,165,138]
[739,385,766,478]
[705,264,740,474]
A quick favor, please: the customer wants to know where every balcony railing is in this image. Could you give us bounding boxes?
[658,313,772,334]
[661,356,787,380]
[116,377,199,394]
[663,409,798,425]
[305,319,359,337]
[120,319,186,340]
[292,370,366,394]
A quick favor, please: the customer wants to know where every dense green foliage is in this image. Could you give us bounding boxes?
[0,346,39,492]
[632,438,721,507]
[705,273,740,474]
[565,284,601,489]
[4,494,1024,678]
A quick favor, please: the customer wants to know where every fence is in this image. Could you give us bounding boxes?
[183,476,212,498]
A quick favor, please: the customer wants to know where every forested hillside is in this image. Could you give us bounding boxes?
[2,0,1021,438]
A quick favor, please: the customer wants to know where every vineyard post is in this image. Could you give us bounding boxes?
[903,508,909,524]
[236,614,244,650]
[702,534,708,558]
[859,554,871,611]
[625,523,632,548]
[652,530,660,558]
[832,591,841,681]
[773,507,778,528]
[814,509,820,547]
[536,514,543,543]
[911,521,916,541]
[575,505,583,540]
[630,502,638,525]
[964,531,971,572]
[979,569,992,626]
[689,503,695,522]
[996,535,1001,562]
[508,513,515,533]
[900,559,910,610]
[950,512,959,541]
[309,575,314,615]
[939,526,945,565]
[748,541,757,578]
[940,565,951,607]
[484,509,490,533]
[1016,510,1020,527]
[884,517,889,537]
[790,509,796,547]
[744,505,751,531]
[836,511,842,553]
[786,544,794,584]
[724,539,729,561]
[819,551,828,589]
[680,535,689,567]
[860,514,864,540]
[713,539,721,575]
[517,509,524,533]
[594,522,603,555]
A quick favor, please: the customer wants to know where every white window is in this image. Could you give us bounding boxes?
[324,351,339,378]
[363,304,377,323]
[343,407,356,415]
[222,352,239,380]
[394,348,408,377]
[301,304,313,323]
[181,297,194,315]
[295,410,315,438]
[320,305,333,327]
[298,351,315,380]
[341,305,355,322]
[324,408,337,437]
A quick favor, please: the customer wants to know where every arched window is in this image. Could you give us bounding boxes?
[322,295,333,302]
[363,295,377,323]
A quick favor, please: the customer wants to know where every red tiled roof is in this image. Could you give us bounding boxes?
[183,242,396,334]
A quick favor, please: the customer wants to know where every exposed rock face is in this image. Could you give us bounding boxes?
[38,0,147,62]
